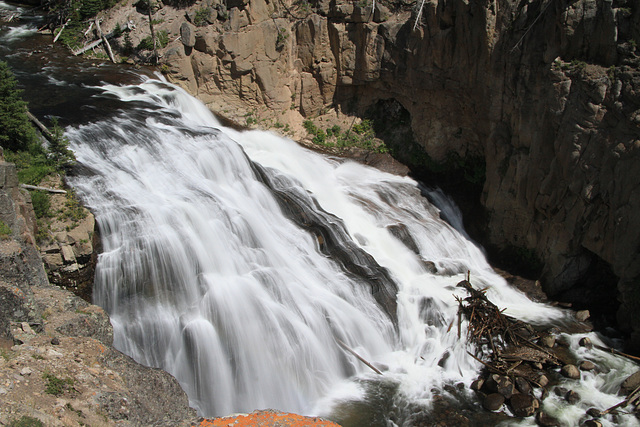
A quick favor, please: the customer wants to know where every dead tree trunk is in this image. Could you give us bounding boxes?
[146,0,158,64]
[94,18,116,63]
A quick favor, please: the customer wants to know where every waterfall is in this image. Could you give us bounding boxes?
[65,77,640,426]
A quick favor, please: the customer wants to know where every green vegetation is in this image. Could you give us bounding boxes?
[276,28,288,51]
[43,372,75,396]
[50,0,120,49]
[194,7,211,27]
[137,30,169,50]
[31,191,51,219]
[245,111,257,126]
[0,220,11,239]
[0,61,38,152]
[303,118,388,153]
[8,416,44,427]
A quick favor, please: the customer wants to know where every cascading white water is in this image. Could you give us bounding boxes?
[65,77,640,426]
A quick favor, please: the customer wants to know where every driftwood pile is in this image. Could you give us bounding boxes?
[456,275,640,425]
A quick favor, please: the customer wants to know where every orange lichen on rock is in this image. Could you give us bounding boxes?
[195,410,341,427]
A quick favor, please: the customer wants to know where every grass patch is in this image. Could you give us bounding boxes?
[43,372,75,396]
[0,220,11,239]
[8,416,43,427]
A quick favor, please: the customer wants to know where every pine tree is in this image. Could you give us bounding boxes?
[0,61,37,152]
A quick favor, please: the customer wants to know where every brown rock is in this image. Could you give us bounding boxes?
[565,390,581,404]
[539,334,556,348]
[482,393,505,411]
[509,393,539,417]
[561,364,581,379]
[576,310,590,322]
[621,371,640,394]
[515,377,531,395]
[485,374,515,398]
[579,360,596,371]
[536,411,560,426]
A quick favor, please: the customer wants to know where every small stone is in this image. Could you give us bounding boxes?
[539,334,556,348]
[20,322,35,335]
[510,393,539,417]
[537,374,549,387]
[51,337,60,345]
[576,310,590,322]
[586,408,602,417]
[46,349,63,359]
[561,364,581,379]
[20,367,32,376]
[553,386,568,396]
[579,337,593,348]
[582,420,602,427]
[515,377,531,394]
[565,390,581,404]
[470,378,484,391]
[580,360,596,371]
[536,411,560,426]
[483,393,505,411]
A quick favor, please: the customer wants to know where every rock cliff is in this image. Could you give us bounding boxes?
[98,0,640,347]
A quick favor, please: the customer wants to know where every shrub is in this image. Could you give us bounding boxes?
[193,7,211,27]
[43,372,75,396]
[31,191,51,219]
[137,30,169,51]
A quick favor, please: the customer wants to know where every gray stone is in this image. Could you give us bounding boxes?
[621,371,640,394]
[180,22,196,47]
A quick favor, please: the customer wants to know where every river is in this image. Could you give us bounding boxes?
[1,6,639,426]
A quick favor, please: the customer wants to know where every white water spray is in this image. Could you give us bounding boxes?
[65,78,639,426]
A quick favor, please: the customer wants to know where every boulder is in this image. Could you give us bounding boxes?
[180,22,196,47]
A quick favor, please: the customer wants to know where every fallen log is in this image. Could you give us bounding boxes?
[594,344,640,363]
[336,338,383,375]
[53,18,71,43]
[72,27,118,56]
[20,184,67,194]
[26,111,55,144]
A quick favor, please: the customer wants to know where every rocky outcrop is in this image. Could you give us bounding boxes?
[98,0,640,347]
